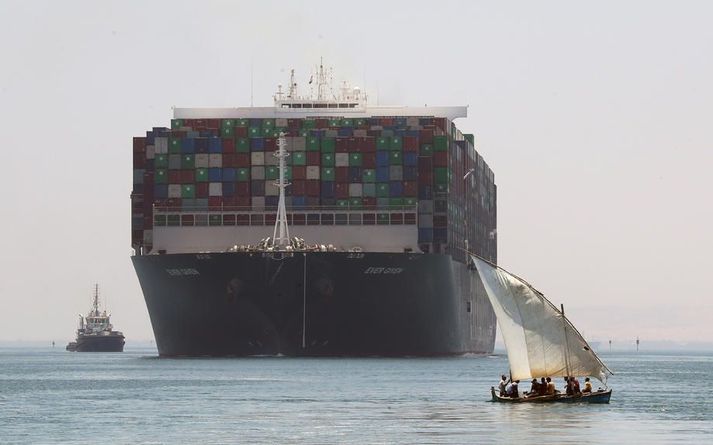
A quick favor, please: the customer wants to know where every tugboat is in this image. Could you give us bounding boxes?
[66,285,125,352]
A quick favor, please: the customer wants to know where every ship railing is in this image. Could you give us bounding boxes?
[151,205,418,227]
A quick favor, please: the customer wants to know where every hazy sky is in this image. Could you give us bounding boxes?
[1,1,711,344]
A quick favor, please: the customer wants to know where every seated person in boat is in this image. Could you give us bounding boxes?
[507,380,520,398]
[538,377,547,395]
[498,375,508,396]
[564,377,573,395]
[582,377,592,393]
[545,377,556,395]
[526,379,540,397]
[572,376,581,394]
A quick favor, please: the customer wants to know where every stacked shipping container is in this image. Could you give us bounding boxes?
[131,116,496,259]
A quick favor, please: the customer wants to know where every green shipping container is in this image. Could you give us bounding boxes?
[434,167,449,184]
[389,197,404,207]
[434,183,449,193]
[266,166,279,180]
[390,136,403,150]
[363,183,376,197]
[341,118,353,127]
[154,214,167,226]
[262,119,275,130]
[328,118,341,127]
[349,198,362,209]
[322,167,335,180]
[236,118,249,127]
[181,154,195,169]
[434,135,448,151]
[221,119,235,130]
[222,127,234,137]
[249,127,261,138]
[302,119,316,129]
[155,169,167,184]
[306,136,320,151]
[349,153,362,167]
[337,199,349,208]
[181,184,195,199]
[155,154,168,168]
[404,197,417,206]
[171,119,183,129]
[292,152,306,166]
[322,153,335,167]
[362,169,375,182]
[299,129,310,137]
[169,137,181,153]
[236,138,249,152]
[420,144,434,155]
[390,151,402,165]
[196,168,208,182]
[355,119,366,127]
[376,183,389,198]
[209,214,222,226]
[376,137,389,150]
[236,168,250,181]
[321,138,336,152]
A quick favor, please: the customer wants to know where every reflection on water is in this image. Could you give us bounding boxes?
[0,349,712,444]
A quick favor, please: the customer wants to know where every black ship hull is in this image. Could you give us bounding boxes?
[132,252,496,357]
[73,334,125,352]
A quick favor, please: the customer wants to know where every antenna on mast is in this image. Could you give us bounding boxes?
[272,133,291,248]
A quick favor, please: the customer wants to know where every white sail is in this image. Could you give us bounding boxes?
[472,256,612,383]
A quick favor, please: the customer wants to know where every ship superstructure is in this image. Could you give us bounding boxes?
[66,285,125,352]
[130,64,497,356]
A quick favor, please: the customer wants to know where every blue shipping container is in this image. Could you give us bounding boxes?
[376,151,390,167]
[434,228,448,242]
[154,184,168,199]
[389,181,404,197]
[223,182,236,197]
[250,138,265,151]
[195,138,209,153]
[418,228,434,242]
[404,166,418,181]
[181,138,195,153]
[145,131,155,145]
[418,185,433,200]
[208,137,222,153]
[208,168,222,182]
[338,128,352,137]
[222,168,237,182]
[404,152,418,166]
[321,181,335,198]
[348,167,361,182]
[376,167,390,182]
[265,196,279,207]
[292,196,307,207]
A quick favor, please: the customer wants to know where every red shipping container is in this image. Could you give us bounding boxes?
[335,167,349,182]
[288,119,301,128]
[167,198,182,209]
[306,152,320,165]
[362,137,376,152]
[403,181,417,197]
[236,182,250,197]
[143,171,155,184]
[223,153,236,168]
[292,166,306,180]
[434,152,448,167]
[235,154,250,168]
[222,138,235,153]
[292,180,306,195]
[168,170,181,183]
[306,197,320,207]
[206,119,221,130]
[306,180,320,197]
[316,119,329,129]
[223,196,237,210]
[434,118,448,132]
[236,197,251,208]
[380,118,394,126]
[265,137,277,151]
[223,214,236,225]
[419,129,434,144]
[182,119,195,128]
[180,170,195,184]
[234,127,248,137]
[133,137,146,153]
[434,215,448,228]
[171,130,186,138]
[403,136,418,152]
[181,214,194,226]
[196,183,209,198]
[209,196,223,210]
[362,152,376,168]
[347,137,360,152]
[363,197,377,209]
[335,138,349,152]
[133,152,146,168]
[335,183,349,199]
[367,130,381,138]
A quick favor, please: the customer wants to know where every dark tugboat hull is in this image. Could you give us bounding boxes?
[132,251,496,357]
[74,335,125,352]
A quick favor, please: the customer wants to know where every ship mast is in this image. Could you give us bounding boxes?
[272,133,291,248]
[92,284,100,317]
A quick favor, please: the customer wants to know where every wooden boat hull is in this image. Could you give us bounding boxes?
[490,387,612,404]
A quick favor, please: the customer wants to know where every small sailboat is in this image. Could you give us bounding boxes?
[471,256,613,403]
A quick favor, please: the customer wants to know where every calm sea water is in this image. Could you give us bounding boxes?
[0,347,711,444]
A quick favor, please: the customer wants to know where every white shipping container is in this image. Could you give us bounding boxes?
[209,182,222,197]
[419,214,434,228]
[306,166,320,180]
[349,183,363,197]
[252,196,265,210]
[353,129,368,137]
[275,118,288,127]
[251,152,265,165]
[390,165,403,181]
[406,117,420,127]
[287,136,306,151]
[324,129,338,138]
[155,137,168,154]
[418,200,434,213]
[265,152,278,166]
[168,184,182,198]
[251,166,265,180]
[209,154,222,168]
[335,153,349,167]
[195,154,209,168]
[145,145,155,160]
[265,181,279,196]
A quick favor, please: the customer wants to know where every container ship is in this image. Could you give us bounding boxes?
[130,64,498,357]
[66,285,125,352]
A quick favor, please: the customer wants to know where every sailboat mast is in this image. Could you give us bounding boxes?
[561,303,572,379]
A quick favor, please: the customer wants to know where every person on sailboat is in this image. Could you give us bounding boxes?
[498,375,508,396]
[539,377,547,395]
[571,376,581,394]
[507,380,520,398]
[545,377,556,395]
[582,377,592,393]
[564,377,573,396]
[526,379,540,397]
